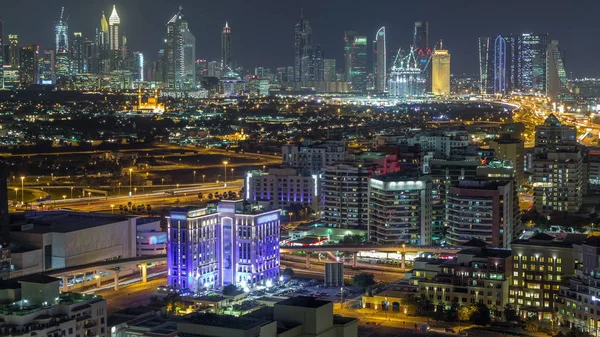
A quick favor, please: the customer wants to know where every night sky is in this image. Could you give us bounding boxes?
[1,0,596,77]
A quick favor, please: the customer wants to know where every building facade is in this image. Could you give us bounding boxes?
[281,140,347,174]
[245,167,320,211]
[167,201,280,292]
[432,49,450,95]
[368,173,433,245]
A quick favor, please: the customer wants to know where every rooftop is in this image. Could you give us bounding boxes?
[276,296,330,309]
[371,171,426,182]
[178,313,270,330]
[12,211,131,234]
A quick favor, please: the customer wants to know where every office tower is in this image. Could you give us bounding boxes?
[0,160,8,240]
[294,11,313,82]
[94,12,109,73]
[245,168,320,212]
[517,33,548,92]
[195,59,208,82]
[349,35,367,92]
[546,40,568,100]
[109,5,121,70]
[493,35,509,94]
[478,37,490,94]
[446,180,514,248]
[82,39,93,73]
[54,49,70,78]
[368,172,433,245]
[8,34,18,68]
[39,50,55,84]
[207,60,221,78]
[489,134,525,188]
[0,19,3,88]
[167,200,280,291]
[55,7,68,52]
[71,32,83,74]
[431,48,450,95]
[221,22,232,72]
[165,7,196,89]
[413,21,428,51]
[133,52,143,81]
[313,45,324,81]
[19,45,38,86]
[323,59,336,82]
[343,30,356,82]
[374,27,386,92]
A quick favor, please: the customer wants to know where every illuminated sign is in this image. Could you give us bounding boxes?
[257,213,278,224]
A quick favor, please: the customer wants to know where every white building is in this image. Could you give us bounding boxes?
[167,201,280,292]
[323,163,372,230]
[0,274,107,337]
[368,173,433,245]
[10,211,138,277]
[377,131,470,158]
[281,140,347,174]
[245,167,320,211]
[136,218,167,256]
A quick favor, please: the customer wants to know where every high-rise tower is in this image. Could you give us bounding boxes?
[432,47,450,95]
[165,7,196,89]
[109,5,121,70]
[0,19,3,88]
[374,27,386,92]
[55,7,68,52]
[94,12,110,73]
[221,22,232,73]
[413,21,428,51]
[71,32,83,74]
[294,10,313,82]
[478,37,491,94]
[344,30,356,82]
[8,35,19,68]
[546,40,568,100]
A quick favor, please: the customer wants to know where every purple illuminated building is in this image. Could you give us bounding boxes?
[167,200,280,292]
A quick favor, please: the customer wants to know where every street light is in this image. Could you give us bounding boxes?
[134,187,137,195]
[161,178,164,187]
[129,169,133,196]
[20,176,24,204]
[223,161,228,187]
[202,174,205,184]
[70,186,73,199]
[62,195,66,200]
[193,171,196,184]
[14,188,18,204]
[111,204,115,214]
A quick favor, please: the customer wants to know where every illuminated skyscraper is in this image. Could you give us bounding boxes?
[55,7,68,52]
[0,19,3,88]
[374,27,386,92]
[344,31,367,92]
[323,59,336,82]
[313,44,324,81]
[109,5,121,70]
[8,35,19,68]
[432,48,450,95]
[133,52,144,82]
[413,21,428,51]
[413,21,432,93]
[221,22,232,72]
[493,35,509,94]
[546,40,568,100]
[39,49,55,85]
[478,37,491,94]
[19,45,38,87]
[93,12,110,73]
[517,33,548,92]
[71,32,83,74]
[294,10,313,82]
[389,47,426,97]
[165,7,196,89]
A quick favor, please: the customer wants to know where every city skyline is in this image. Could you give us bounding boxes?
[0,0,596,76]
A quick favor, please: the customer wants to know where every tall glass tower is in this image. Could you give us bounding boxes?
[55,7,69,52]
[221,22,232,73]
[165,7,196,89]
[0,19,4,88]
[374,27,386,92]
[109,5,121,70]
[294,10,313,82]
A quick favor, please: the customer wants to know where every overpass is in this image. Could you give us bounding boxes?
[45,255,166,292]
[280,245,461,270]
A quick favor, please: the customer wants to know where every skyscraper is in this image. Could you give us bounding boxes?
[313,45,324,81]
[19,45,38,87]
[39,49,55,84]
[94,12,109,73]
[546,40,568,100]
[323,59,336,82]
[493,35,509,94]
[71,32,83,74]
[8,34,19,68]
[108,5,121,70]
[221,22,232,73]
[413,21,428,51]
[0,19,3,88]
[432,48,450,95]
[133,52,144,81]
[344,32,367,92]
[294,11,313,82]
[374,27,386,92]
[55,7,68,52]
[165,7,196,89]
[517,33,548,92]
[478,37,491,94]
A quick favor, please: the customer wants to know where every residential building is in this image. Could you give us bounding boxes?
[555,236,600,333]
[0,274,107,337]
[446,180,514,248]
[245,167,320,211]
[510,233,585,320]
[167,201,280,292]
[281,140,347,174]
[535,114,576,150]
[489,134,525,187]
[368,172,433,245]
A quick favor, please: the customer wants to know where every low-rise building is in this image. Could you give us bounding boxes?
[136,217,167,256]
[0,274,107,337]
[245,167,320,211]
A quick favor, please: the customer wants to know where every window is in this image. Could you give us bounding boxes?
[557,258,562,264]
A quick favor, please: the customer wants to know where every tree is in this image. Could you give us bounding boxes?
[352,272,376,289]
[282,268,295,278]
[503,303,518,322]
[470,303,491,325]
[523,318,539,332]
[198,192,204,200]
[458,305,476,322]
[434,303,445,321]
[146,204,152,212]
[339,234,366,245]
[565,327,593,337]
[446,299,460,322]
[222,284,238,296]
[207,193,213,200]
